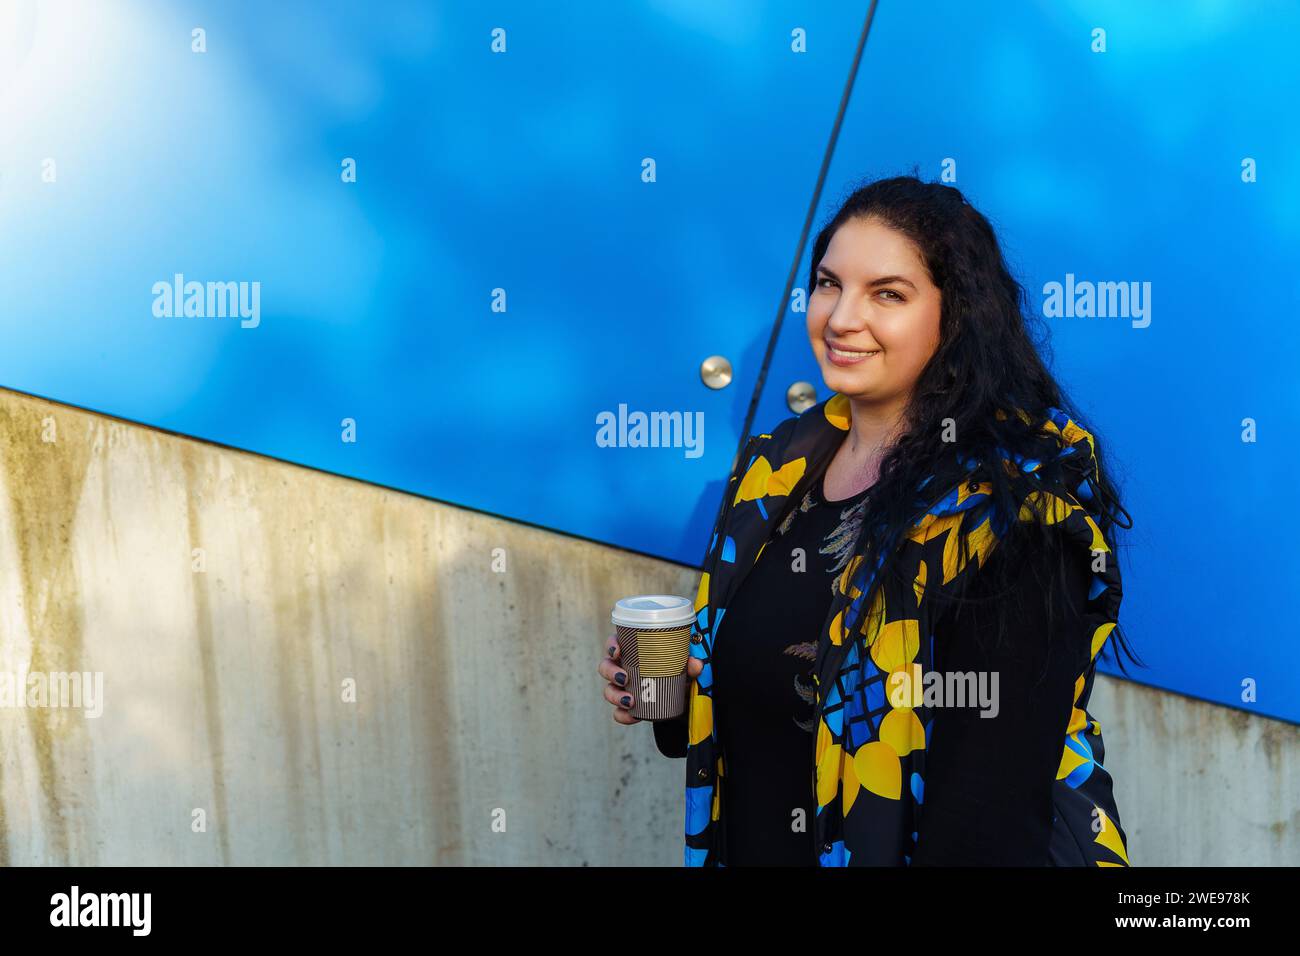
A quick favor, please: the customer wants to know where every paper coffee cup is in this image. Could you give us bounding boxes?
[611,595,695,720]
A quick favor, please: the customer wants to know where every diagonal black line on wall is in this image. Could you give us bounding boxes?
[702,0,881,569]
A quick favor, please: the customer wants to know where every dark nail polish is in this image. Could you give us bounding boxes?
[614,671,626,686]
[621,695,632,707]
[608,645,616,657]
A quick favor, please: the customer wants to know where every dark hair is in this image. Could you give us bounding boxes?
[807,171,1142,674]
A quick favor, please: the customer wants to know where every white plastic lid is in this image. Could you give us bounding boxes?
[611,594,695,628]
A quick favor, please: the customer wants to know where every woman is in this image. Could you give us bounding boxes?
[597,175,1137,866]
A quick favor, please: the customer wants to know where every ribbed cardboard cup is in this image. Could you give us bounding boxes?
[612,594,695,720]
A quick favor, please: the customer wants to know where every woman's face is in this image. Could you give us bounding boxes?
[806,217,943,407]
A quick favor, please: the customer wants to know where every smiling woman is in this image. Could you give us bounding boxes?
[608,173,1138,867]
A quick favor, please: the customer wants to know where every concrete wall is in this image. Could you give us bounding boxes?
[0,387,1294,865]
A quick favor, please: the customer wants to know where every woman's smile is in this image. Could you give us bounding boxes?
[825,341,881,366]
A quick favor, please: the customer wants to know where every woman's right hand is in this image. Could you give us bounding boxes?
[600,633,703,725]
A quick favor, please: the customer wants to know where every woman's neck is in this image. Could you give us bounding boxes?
[843,395,908,460]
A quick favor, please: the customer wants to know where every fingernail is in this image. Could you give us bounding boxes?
[621,695,632,707]
[607,645,616,657]
[614,671,626,686]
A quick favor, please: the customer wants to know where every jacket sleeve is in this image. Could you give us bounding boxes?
[911,528,1091,865]
[652,711,689,758]
[650,431,769,760]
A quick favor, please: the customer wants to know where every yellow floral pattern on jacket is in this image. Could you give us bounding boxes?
[683,393,1131,867]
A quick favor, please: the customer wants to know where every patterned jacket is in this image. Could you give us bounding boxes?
[658,392,1131,867]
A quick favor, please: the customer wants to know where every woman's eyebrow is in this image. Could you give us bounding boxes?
[817,265,917,291]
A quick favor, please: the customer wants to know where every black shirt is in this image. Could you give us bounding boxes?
[710,469,873,866]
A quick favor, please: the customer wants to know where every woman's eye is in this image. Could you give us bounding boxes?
[879,289,903,302]
[817,277,837,289]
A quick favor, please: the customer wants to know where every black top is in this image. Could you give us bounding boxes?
[654,471,1092,867]
[710,470,874,865]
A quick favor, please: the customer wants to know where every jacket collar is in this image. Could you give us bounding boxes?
[779,393,1106,518]
[709,393,1107,638]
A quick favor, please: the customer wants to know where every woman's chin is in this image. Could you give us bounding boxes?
[821,364,872,391]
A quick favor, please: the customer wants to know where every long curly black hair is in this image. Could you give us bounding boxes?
[808,172,1142,674]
